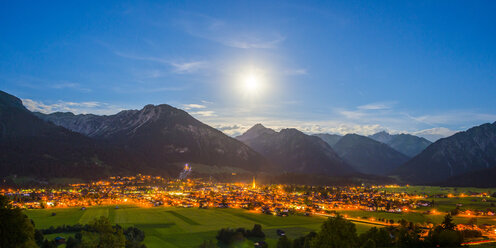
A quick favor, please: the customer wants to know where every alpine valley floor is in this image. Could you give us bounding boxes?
[26,206,381,248]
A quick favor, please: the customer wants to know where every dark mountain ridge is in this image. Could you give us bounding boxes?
[0,91,144,178]
[312,133,342,147]
[393,122,496,185]
[332,134,410,175]
[236,124,355,176]
[36,104,272,174]
[369,131,431,157]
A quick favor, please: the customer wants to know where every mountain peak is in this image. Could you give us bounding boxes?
[237,123,276,142]
[237,126,354,176]
[279,128,303,135]
[0,90,25,110]
[251,123,268,130]
[333,133,409,175]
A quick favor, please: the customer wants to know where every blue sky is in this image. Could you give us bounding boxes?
[1,1,496,140]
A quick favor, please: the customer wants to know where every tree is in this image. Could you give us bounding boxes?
[247,224,265,239]
[450,207,460,216]
[123,226,146,248]
[216,228,245,246]
[311,215,358,248]
[441,214,456,231]
[277,235,291,248]
[65,237,81,248]
[0,195,37,248]
[360,239,376,248]
[40,239,57,248]
[293,231,316,248]
[427,226,463,247]
[358,227,392,248]
[81,216,126,248]
[35,229,45,246]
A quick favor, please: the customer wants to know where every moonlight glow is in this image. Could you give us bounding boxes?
[243,74,261,92]
[236,68,268,99]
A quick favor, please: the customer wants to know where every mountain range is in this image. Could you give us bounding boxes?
[0,91,143,178]
[369,131,432,157]
[35,104,273,175]
[332,134,410,175]
[393,122,496,185]
[2,90,496,187]
[1,91,271,180]
[236,124,354,176]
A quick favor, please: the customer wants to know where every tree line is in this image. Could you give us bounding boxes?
[202,213,471,247]
[0,195,146,248]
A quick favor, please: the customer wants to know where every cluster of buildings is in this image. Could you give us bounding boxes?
[2,176,430,213]
[1,175,495,236]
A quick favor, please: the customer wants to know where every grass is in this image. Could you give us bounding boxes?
[377,186,496,195]
[25,206,382,248]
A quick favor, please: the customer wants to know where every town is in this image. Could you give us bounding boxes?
[2,174,496,242]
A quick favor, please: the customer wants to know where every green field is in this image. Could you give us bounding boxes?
[377,186,496,195]
[26,206,381,247]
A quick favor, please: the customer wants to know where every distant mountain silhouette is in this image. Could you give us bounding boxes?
[0,90,143,179]
[393,122,496,184]
[36,104,272,174]
[236,124,355,176]
[312,133,342,147]
[369,131,431,157]
[332,134,410,175]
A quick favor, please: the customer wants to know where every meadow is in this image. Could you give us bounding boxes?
[24,186,496,247]
[26,206,381,248]
[376,186,496,196]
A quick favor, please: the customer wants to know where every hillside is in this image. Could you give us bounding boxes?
[333,134,410,175]
[236,124,355,176]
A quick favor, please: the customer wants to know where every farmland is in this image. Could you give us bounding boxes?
[26,206,380,248]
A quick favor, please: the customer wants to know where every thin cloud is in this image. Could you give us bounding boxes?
[191,110,216,117]
[412,127,458,142]
[170,61,207,74]
[223,34,286,49]
[357,102,394,110]
[22,99,124,115]
[175,13,285,49]
[114,51,206,74]
[408,112,496,126]
[50,82,91,92]
[183,104,207,110]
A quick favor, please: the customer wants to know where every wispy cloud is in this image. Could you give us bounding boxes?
[112,86,185,94]
[412,127,458,142]
[114,51,206,74]
[11,75,92,93]
[170,61,207,74]
[407,112,496,126]
[22,99,124,115]
[284,69,308,76]
[175,13,285,49]
[195,101,494,140]
[50,82,91,92]
[191,110,216,117]
[357,102,395,110]
[183,104,207,110]
[222,34,286,49]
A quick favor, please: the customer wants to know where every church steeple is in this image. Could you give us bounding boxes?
[252,176,256,189]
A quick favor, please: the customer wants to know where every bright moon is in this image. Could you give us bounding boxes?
[243,74,261,92]
[237,68,268,99]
